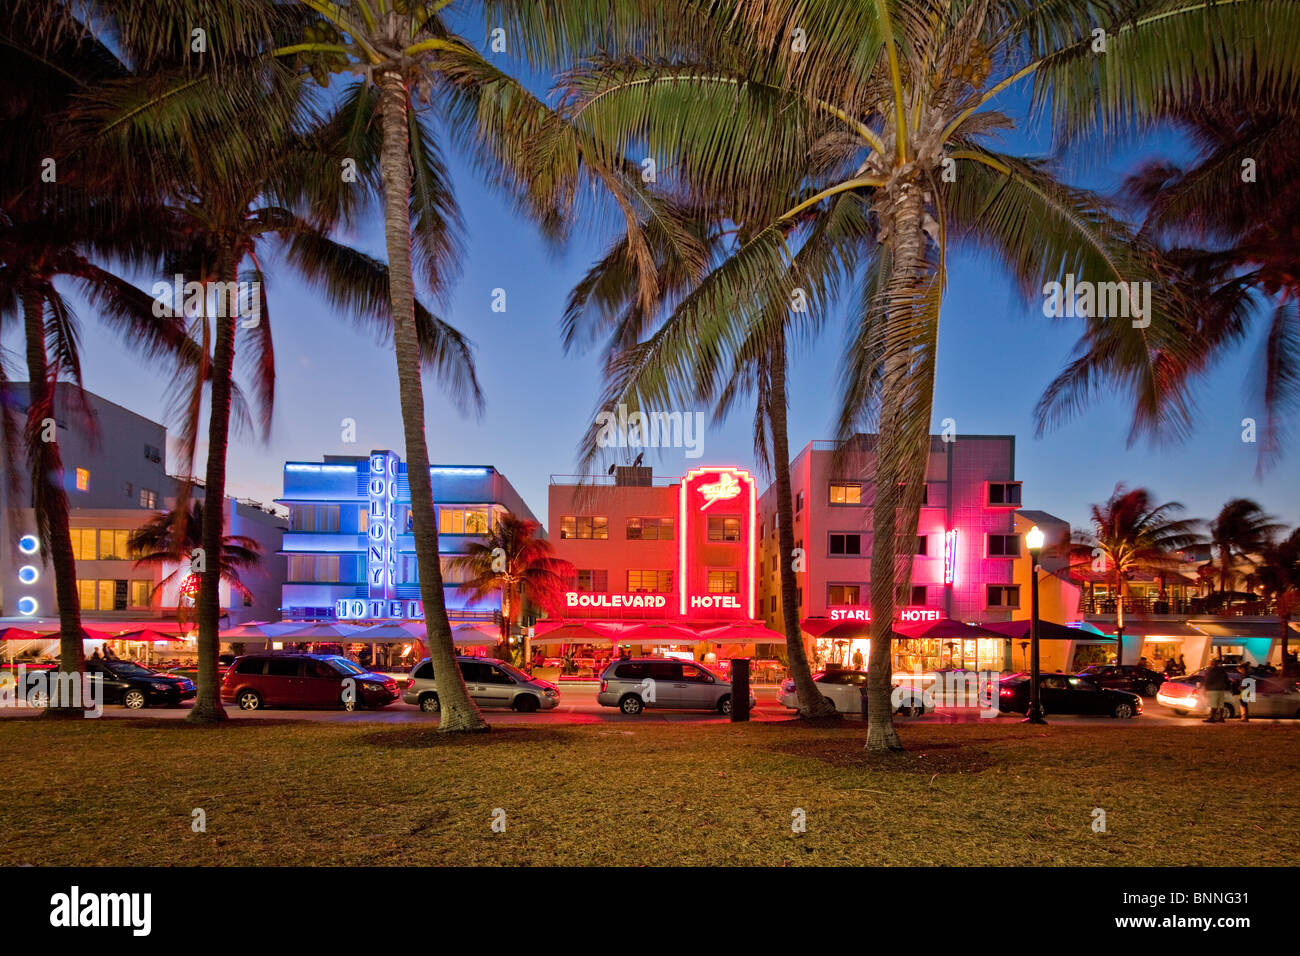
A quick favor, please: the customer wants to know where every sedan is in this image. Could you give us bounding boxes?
[86,659,196,709]
[778,669,927,716]
[1076,663,1165,697]
[994,673,1142,718]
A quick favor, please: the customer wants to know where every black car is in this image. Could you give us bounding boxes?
[994,673,1142,718]
[87,659,196,709]
[1076,663,1165,697]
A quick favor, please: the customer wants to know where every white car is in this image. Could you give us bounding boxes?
[779,669,927,716]
[1157,672,1300,718]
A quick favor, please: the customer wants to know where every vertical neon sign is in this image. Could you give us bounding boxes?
[943,529,958,585]
[679,466,757,619]
[367,451,398,601]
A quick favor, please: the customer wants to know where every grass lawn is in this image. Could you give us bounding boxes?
[3,716,1297,866]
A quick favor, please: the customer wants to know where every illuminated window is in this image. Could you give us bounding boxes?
[627,569,672,593]
[986,534,1021,558]
[626,516,673,540]
[357,507,368,533]
[573,569,609,592]
[129,580,153,608]
[707,570,739,594]
[139,488,158,509]
[75,468,90,491]
[290,504,339,532]
[98,529,130,560]
[78,579,96,610]
[439,508,489,535]
[829,483,861,504]
[828,584,861,604]
[560,516,607,539]
[707,515,741,542]
[288,555,339,582]
[97,580,115,610]
[987,584,1021,608]
[70,528,97,561]
[829,533,862,556]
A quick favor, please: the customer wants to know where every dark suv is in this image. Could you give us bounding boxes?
[86,659,195,709]
[220,653,399,711]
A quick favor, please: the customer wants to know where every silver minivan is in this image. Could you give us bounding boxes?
[404,656,560,713]
[597,658,756,715]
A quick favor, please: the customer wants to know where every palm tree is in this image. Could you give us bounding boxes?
[1256,529,1300,674]
[74,17,483,723]
[1207,498,1283,607]
[1074,485,1202,666]
[447,514,573,661]
[0,4,201,713]
[274,0,642,731]
[128,499,263,628]
[553,0,1280,749]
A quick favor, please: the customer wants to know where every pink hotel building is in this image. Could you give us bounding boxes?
[758,434,1050,673]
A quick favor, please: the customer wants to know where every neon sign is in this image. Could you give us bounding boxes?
[698,472,741,510]
[828,607,943,623]
[337,599,424,620]
[367,452,398,601]
[565,592,667,610]
[944,529,958,585]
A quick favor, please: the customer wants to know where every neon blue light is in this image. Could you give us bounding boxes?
[285,464,357,473]
[429,467,489,475]
[18,534,39,554]
[17,596,38,615]
[17,565,38,584]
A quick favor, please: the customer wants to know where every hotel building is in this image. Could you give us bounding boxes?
[757,434,1051,672]
[547,464,760,626]
[277,452,538,624]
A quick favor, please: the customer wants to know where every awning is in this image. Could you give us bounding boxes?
[697,622,787,645]
[115,629,183,643]
[895,618,1007,641]
[1086,620,1204,638]
[0,626,42,642]
[530,621,620,646]
[1192,621,1300,639]
[981,620,1114,642]
[619,622,702,645]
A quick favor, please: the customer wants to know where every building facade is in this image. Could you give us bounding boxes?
[277,452,538,623]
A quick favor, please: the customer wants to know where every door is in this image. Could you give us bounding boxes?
[262,658,305,706]
[1066,676,1108,714]
[1252,677,1300,717]
[459,661,491,705]
[1039,675,1071,713]
[677,662,719,710]
[303,659,345,707]
[478,664,519,707]
[86,661,123,705]
[642,661,683,707]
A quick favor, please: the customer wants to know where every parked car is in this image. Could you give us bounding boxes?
[220,653,399,710]
[993,673,1142,718]
[598,658,755,715]
[403,656,559,713]
[86,659,195,709]
[778,669,928,715]
[1156,669,1299,718]
[1076,663,1164,697]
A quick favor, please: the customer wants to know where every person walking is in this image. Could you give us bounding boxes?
[1237,662,1254,722]
[1204,659,1230,723]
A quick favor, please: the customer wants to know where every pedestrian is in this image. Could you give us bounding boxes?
[1162,658,1176,678]
[852,648,864,671]
[91,647,101,661]
[1237,662,1254,722]
[1203,659,1229,723]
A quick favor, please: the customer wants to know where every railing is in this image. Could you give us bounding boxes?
[1080,597,1275,617]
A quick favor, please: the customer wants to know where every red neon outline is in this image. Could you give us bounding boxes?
[679,466,757,619]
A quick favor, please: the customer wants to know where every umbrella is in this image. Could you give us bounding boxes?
[115,629,182,643]
[450,623,499,646]
[0,626,41,642]
[220,621,309,641]
[620,622,702,645]
[894,618,1007,641]
[799,617,840,637]
[332,622,424,642]
[981,620,1114,642]
[530,621,618,646]
[698,622,787,645]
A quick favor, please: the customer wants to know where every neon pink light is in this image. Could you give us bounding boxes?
[679,466,757,619]
[944,529,958,586]
[698,472,741,509]
[828,606,942,623]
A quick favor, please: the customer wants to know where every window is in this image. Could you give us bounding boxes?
[139,489,158,509]
[795,491,804,514]
[829,483,861,504]
[987,534,1021,558]
[439,508,489,535]
[129,580,153,609]
[769,595,777,613]
[987,584,1021,608]
[910,585,927,606]
[236,658,265,675]
[288,555,340,582]
[357,507,368,533]
[97,580,115,611]
[143,443,162,463]
[707,515,741,542]
[123,482,133,498]
[916,535,928,556]
[290,504,340,532]
[829,533,862,556]
[266,659,300,677]
[77,579,96,610]
[626,516,673,540]
[627,569,672,592]
[707,570,738,594]
[770,554,778,573]
[680,663,713,683]
[986,481,1023,507]
[70,528,97,561]
[573,569,609,592]
[75,468,90,492]
[98,530,130,560]
[828,584,860,604]
[560,516,607,539]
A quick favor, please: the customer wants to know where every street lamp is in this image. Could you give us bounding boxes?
[1023,525,1047,724]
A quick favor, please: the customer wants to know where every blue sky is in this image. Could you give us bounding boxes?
[14,55,1298,536]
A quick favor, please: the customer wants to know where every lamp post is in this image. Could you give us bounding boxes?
[1023,525,1047,724]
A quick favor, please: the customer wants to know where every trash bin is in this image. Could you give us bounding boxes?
[730,658,751,722]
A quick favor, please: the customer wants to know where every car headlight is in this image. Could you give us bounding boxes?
[543,688,559,697]
[362,681,384,692]
[150,682,171,691]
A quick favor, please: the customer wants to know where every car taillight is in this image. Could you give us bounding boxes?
[600,679,607,692]
[1000,688,1013,697]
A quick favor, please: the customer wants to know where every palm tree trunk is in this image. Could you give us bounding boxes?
[865,182,933,752]
[189,256,235,724]
[378,69,486,733]
[768,331,836,717]
[22,289,85,716]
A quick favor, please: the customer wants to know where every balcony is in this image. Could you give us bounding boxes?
[1080,596,1275,617]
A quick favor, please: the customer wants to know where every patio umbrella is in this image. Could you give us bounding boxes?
[981,620,1113,642]
[115,629,182,643]
[799,617,840,637]
[0,626,41,642]
[450,623,500,646]
[620,622,702,645]
[530,621,618,646]
[698,622,787,645]
[220,621,305,641]
[894,618,1006,641]
[333,622,424,642]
